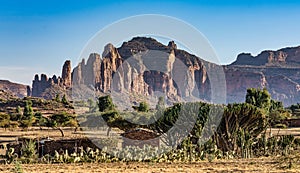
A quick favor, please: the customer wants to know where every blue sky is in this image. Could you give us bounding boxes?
[1,0,300,85]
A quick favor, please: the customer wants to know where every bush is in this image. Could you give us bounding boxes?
[20,139,37,163]
[138,101,149,112]
[0,113,10,128]
[61,94,69,105]
[98,95,115,112]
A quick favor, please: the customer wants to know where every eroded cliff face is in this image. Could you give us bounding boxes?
[227,46,300,106]
[70,37,212,103]
[225,68,267,103]
[0,80,29,98]
[231,46,300,66]
[30,37,300,106]
[31,60,72,99]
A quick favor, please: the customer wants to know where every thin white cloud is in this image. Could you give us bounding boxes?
[0,66,38,85]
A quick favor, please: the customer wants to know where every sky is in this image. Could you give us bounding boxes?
[1,0,300,85]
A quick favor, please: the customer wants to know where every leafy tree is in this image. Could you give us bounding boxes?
[61,94,68,105]
[21,100,35,128]
[20,119,33,129]
[288,103,300,116]
[48,112,76,126]
[98,95,115,112]
[23,100,34,118]
[47,112,77,137]
[33,112,47,127]
[269,100,290,127]
[55,94,60,102]
[270,100,284,112]
[245,88,271,111]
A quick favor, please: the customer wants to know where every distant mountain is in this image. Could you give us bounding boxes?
[0,80,30,98]
[29,37,300,106]
[231,46,300,67]
[227,46,300,105]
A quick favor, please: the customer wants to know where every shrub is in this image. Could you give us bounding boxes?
[20,139,37,163]
[98,95,115,112]
[61,94,69,105]
[138,101,149,112]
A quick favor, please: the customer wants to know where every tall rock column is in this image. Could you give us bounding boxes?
[85,53,101,89]
[61,60,72,88]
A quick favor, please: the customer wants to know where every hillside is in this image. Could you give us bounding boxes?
[0,80,29,98]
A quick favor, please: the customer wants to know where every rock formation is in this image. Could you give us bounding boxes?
[61,60,72,88]
[231,46,300,66]
[31,60,71,98]
[30,37,300,106]
[227,46,300,106]
[0,80,29,98]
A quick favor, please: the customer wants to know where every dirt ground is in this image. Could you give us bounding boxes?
[1,128,300,172]
[0,157,299,173]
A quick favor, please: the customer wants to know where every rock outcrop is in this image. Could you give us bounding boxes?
[231,46,300,66]
[227,46,300,106]
[31,60,71,98]
[0,80,29,98]
[61,60,72,88]
[70,37,213,103]
[30,37,300,106]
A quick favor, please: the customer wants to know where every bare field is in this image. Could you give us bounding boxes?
[0,157,298,173]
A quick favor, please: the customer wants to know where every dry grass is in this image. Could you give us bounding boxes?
[1,128,300,172]
[0,157,299,173]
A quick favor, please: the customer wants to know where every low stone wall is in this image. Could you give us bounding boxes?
[284,118,300,127]
[9,138,99,157]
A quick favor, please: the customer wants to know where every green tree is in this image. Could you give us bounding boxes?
[47,112,77,137]
[269,100,290,127]
[55,94,60,102]
[0,113,10,129]
[87,98,96,112]
[16,106,22,114]
[21,100,35,128]
[61,94,68,105]
[23,100,34,118]
[10,106,23,121]
[245,88,271,111]
[288,103,300,116]
[138,101,149,112]
[33,112,47,127]
[98,95,115,112]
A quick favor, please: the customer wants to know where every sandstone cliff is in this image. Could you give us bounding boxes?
[231,46,300,66]
[227,46,300,106]
[31,60,72,99]
[30,37,300,106]
[70,37,213,104]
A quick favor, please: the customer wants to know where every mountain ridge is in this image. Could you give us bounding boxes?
[2,37,299,106]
